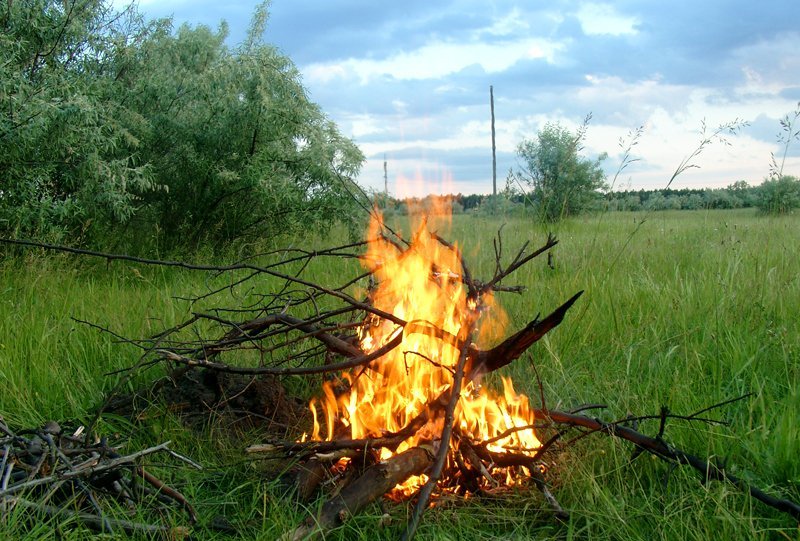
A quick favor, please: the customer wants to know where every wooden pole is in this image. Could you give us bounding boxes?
[384,153,388,195]
[490,85,497,196]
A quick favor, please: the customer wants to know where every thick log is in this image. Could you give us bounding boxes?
[294,458,329,502]
[284,446,434,541]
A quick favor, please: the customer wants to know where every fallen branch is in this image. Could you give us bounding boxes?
[535,408,800,521]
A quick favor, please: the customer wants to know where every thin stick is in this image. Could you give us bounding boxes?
[0,442,171,497]
[402,333,475,541]
[156,327,403,376]
[0,238,407,326]
[531,467,568,521]
[481,234,558,293]
[135,466,197,523]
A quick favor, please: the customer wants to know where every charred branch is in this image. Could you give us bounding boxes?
[467,290,584,379]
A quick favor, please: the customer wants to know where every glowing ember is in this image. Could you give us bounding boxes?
[306,210,541,495]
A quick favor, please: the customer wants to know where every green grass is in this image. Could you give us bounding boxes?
[1,209,799,540]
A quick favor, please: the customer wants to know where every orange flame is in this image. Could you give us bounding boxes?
[308,208,540,494]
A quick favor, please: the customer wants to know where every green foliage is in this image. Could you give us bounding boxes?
[509,117,607,222]
[473,193,525,217]
[604,185,762,211]
[0,0,365,251]
[117,11,365,249]
[756,175,800,214]
[0,1,157,240]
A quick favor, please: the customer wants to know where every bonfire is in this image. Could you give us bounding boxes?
[244,208,580,539]
[306,211,541,493]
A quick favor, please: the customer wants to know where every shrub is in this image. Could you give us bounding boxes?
[756,175,800,214]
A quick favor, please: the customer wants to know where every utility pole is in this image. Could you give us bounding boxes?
[490,85,497,196]
[383,153,388,195]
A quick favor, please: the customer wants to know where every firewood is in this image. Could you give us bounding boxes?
[284,446,435,541]
[294,458,330,502]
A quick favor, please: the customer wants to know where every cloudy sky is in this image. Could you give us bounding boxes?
[126,0,800,197]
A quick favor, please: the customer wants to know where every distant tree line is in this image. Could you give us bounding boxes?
[375,177,800,217]
[0,0,365,253]
[604,183,756,211]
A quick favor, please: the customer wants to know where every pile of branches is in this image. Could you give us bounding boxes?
[2,231,800,540]
[0,416,198,537]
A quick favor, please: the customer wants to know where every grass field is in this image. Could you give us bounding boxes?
[1,208,799,540]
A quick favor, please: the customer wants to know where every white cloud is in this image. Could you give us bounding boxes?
[576,3,639,36]
[303,37,565,85]
[342,114,387,138]
[305,63,348,84]
[476,8,530,37]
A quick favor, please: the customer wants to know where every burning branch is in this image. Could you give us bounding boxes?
[467,290,584,379]
[403,328,476,541]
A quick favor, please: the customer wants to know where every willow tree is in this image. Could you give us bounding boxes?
[1,1,365,251]
[114,3,365,250]
[0,1,156,241]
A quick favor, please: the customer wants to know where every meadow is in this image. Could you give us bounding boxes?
[1,208,798,540]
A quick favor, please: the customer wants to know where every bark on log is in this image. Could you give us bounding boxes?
[294,459,329,502]
[284,446,435,541]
